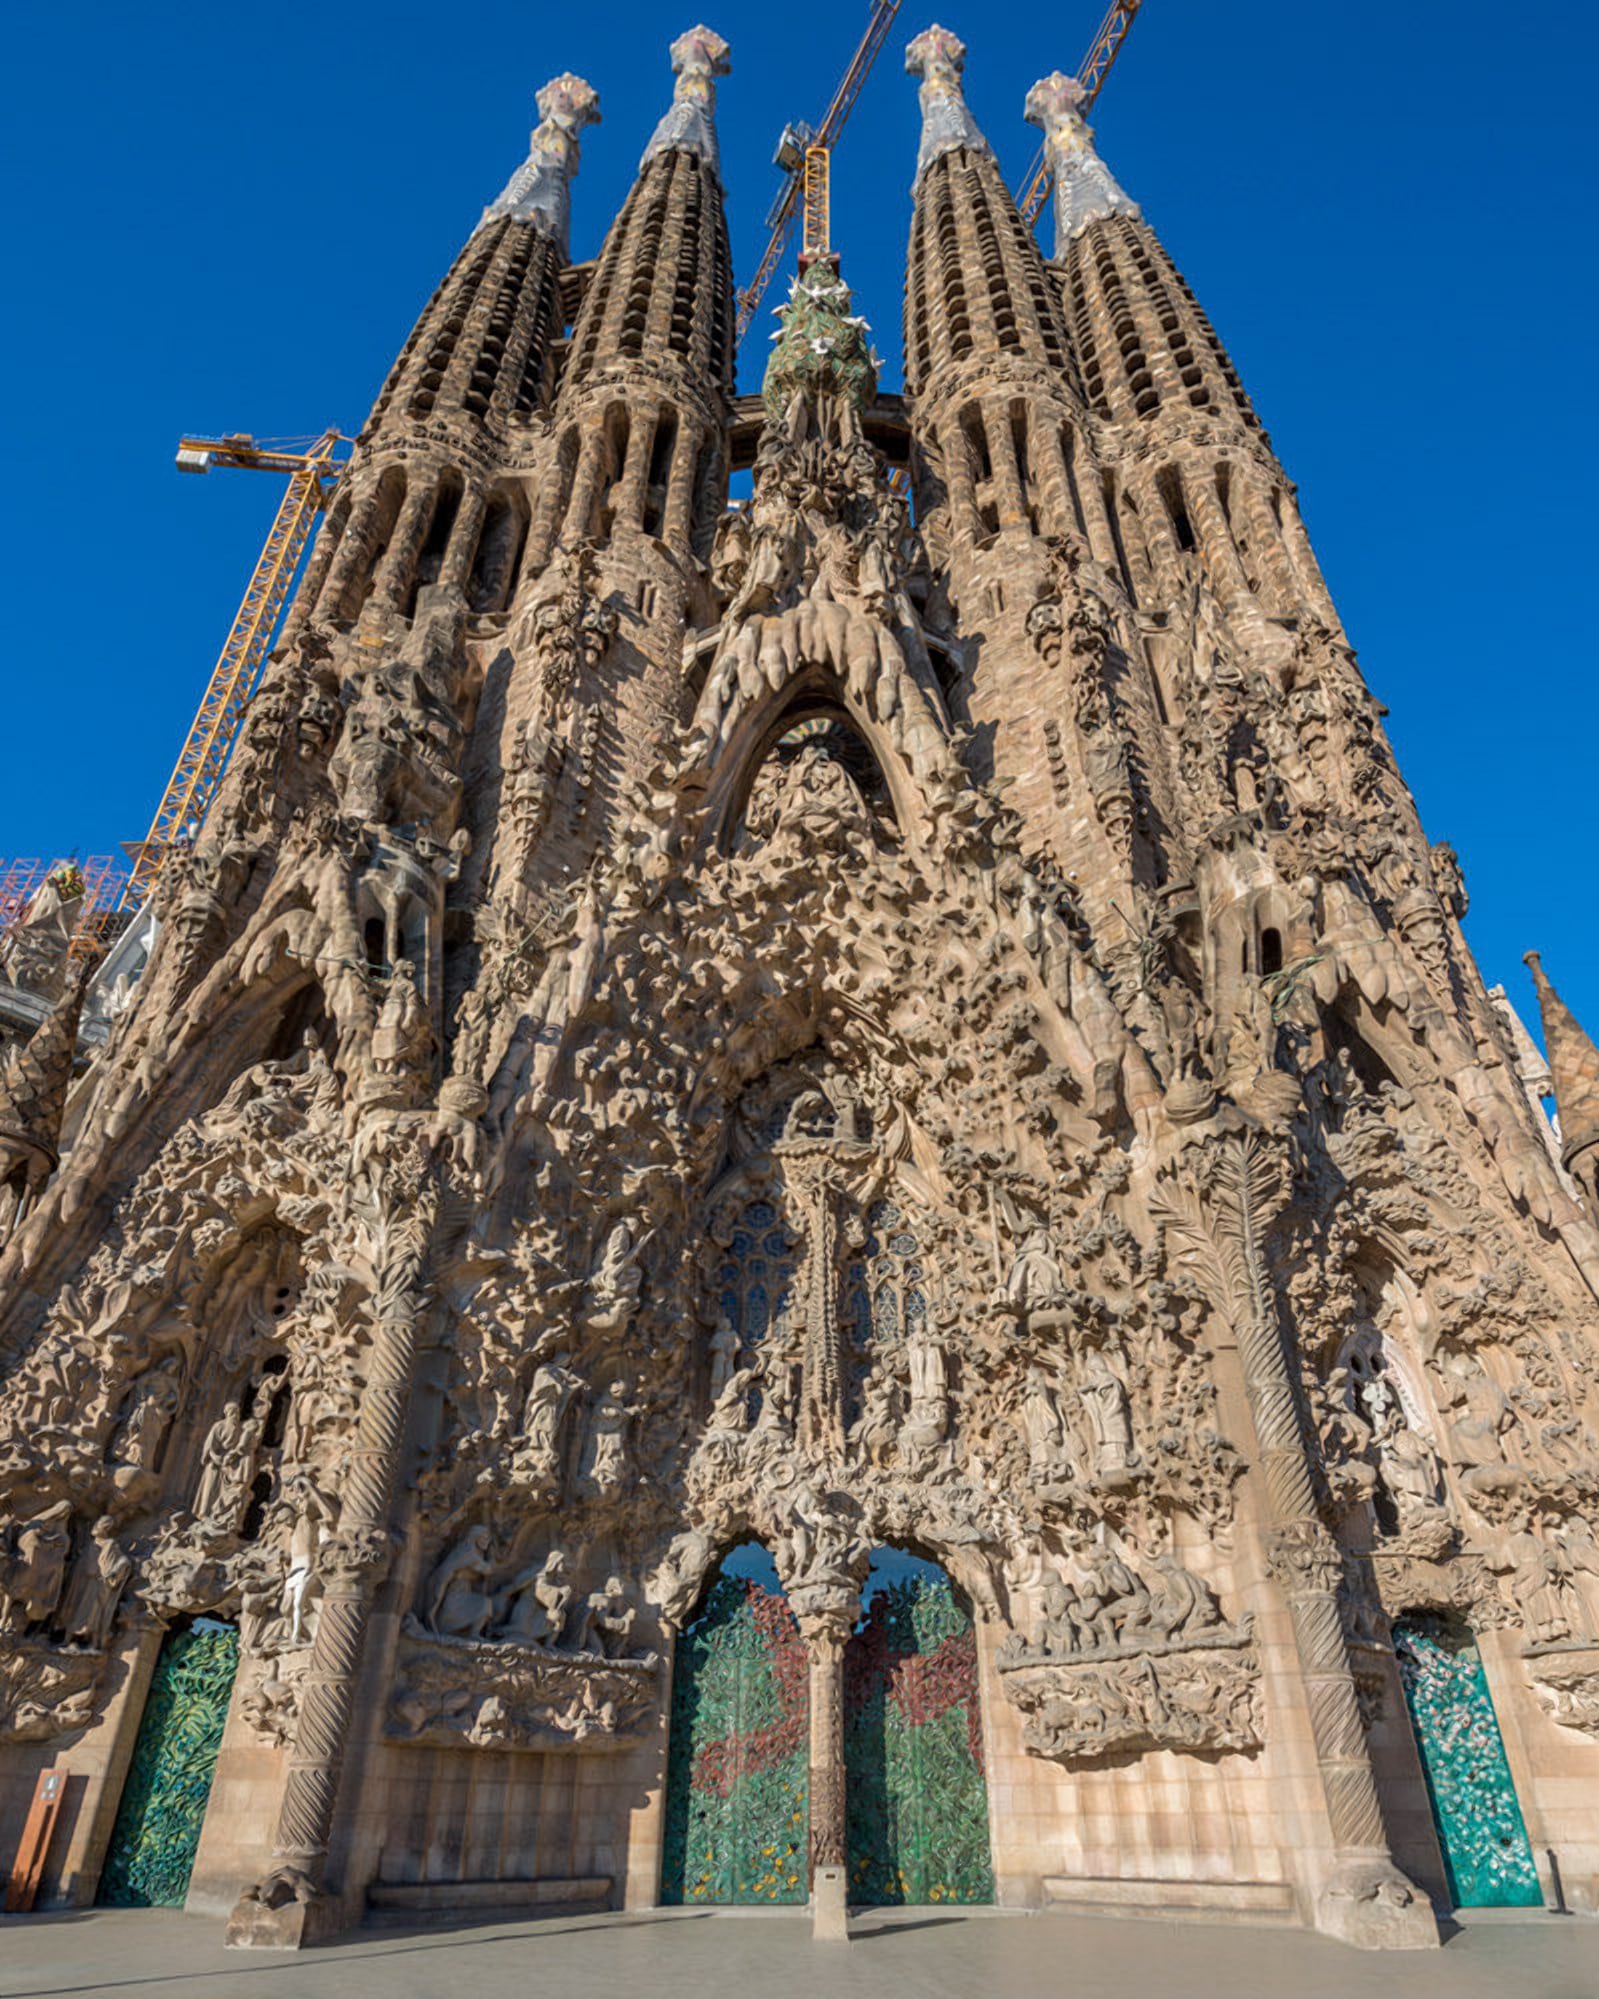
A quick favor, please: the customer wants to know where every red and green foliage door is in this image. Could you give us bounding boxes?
[661,1547,994,1907]
[845,1559,995,1905]
[661,1561,810,1903]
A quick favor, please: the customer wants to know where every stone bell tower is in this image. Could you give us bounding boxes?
[2,14,1599,1960]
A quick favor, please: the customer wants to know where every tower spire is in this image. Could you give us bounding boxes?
[1024,70,1140,257]
[478,72,602,259]
[1524,951,1599,1200]
[642,25,731,179]
[905,25,992,183]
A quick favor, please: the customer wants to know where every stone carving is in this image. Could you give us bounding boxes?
[0,26,1589,1958]
[0,1505,72,1634]
[191,1402,261,1534]
[579,1382,633,1497]
[424,1524,498,1641]
[0,1640,105,1743]
[1525,1645,1599,1738]
[516,1349,582,1486]
[58,1518,133,1650]
[388,1628,660,1753]
[997,1547,1260,1763]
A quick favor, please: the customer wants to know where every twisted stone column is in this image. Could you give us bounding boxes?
[1156,1130,1437,1950]
[794,1599,852,1944]
[227,1162,437,1947]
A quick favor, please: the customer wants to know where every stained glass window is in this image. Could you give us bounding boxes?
[845,1199,925,1355]
[712,1198,799,1356]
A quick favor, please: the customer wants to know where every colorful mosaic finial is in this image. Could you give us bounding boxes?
[906,26,991,185]
[478,74,602,256]
[1024,70,1140,256]
[642,25,732,181]
[762,259,878,419]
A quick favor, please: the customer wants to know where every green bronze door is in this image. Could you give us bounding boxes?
[1393,1613,1541,1908]
[845,1557,994,1905]
[661,1561,810,1904]
[99,1620,239,1908]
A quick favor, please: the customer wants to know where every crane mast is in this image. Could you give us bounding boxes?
[1016,0,1145,227]
[119,430,347,912]
[735,0,901,345]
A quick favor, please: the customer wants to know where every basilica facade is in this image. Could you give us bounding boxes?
[2,21,1599,1953]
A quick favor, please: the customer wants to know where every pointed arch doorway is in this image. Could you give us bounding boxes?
[845,1550,994,1906]
[660,1545,810,1905]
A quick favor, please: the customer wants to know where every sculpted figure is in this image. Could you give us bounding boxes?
[853,1371,900,1467]
[193,1403,254,1528]
[1159,978,1207,1085]
[1377,1417,1445,1527]
[425,1524,497,1641]
[114,1361,182,1472]
[1045,1543,1144,1654]
[0,1504,73,1633]
[582,1383,632,1497]
[281,1350,328,1465]
[501,1550,572,1646]
[585,1222,646,1335]
[519,1350,582,1480]
[707,1315,740,1400]
[1005,1228,1065,1308]
[373,959,435,1078]
[573,1575,637,1659]
[280,1486,335,1648]
[1508,1519,1587,1647]
[904,1325,950,1453]
[1078,1339,1137,1482]
[707,1362,757,1436]
[1022,1367,1070,1483]
[1121,1552,1220,1644]
[60,1518,133,1650]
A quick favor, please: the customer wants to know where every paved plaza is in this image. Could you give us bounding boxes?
[0,1908,1595,1999]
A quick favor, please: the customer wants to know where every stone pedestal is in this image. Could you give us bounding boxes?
[812,1863,850,1942]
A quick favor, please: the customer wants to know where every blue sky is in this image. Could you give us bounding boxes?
[4,0,1596,1045]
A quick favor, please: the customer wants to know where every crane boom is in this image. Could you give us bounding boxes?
[1016,0,1145,228]
[120,429,346,912]
[734,0,901,345]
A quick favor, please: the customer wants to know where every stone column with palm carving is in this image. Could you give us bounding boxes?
[1153,1128,1439,1950]
[227,1138,439,1946]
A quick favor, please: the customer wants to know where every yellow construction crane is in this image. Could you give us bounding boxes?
[120,429,349,912]
[735,0,902,346]
[1016,0,1146,226]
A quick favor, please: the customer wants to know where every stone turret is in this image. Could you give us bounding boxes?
[1040,71,1332,632]
[902,28,1093,550]
[498,27,736,897]
[535,26,733,563]
[302,75,601,639]
[902,31,1168,949]
[1525,951,1599,1208]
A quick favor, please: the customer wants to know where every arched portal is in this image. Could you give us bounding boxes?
[660,1544,810,1905]
[98,1617,239,1907]
[1392,1612,1541,1908]
[844,1549,994,1905]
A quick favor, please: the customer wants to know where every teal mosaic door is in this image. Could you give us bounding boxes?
[661,1570,810,1904]
[1393,1614,1541,1908]
[845,1563,994,1905]
[99,1620,238,1907]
